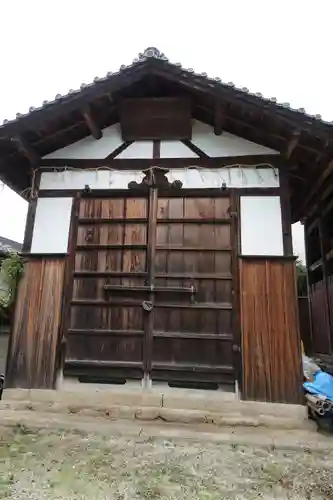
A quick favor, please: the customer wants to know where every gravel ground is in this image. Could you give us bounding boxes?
[1,423,333,500]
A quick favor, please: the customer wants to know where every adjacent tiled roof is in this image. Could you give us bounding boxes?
[1,47,332,131]
[0,236,22,255]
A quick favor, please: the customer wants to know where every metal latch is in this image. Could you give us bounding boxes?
[142,300,153,312]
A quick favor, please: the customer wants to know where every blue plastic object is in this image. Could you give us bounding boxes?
[304,371,333,403]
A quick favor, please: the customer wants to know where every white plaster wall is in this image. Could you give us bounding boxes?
[31,198,73,254]
[160,140,197,158]
[43,124,153,160]
[117,141,153,159]
[43,120,279,160]
[240,196,283,256]
[191,121,279,157]
[44,124,123,159]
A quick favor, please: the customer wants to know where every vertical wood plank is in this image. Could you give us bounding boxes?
[240,258,302,403]
[6,258,65,388]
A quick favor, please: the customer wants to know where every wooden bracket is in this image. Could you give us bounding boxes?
[82,105,102,140]
[11,135,39,166]
[286,130,301,160]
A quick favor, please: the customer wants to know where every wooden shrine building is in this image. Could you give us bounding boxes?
[1,47,332,404]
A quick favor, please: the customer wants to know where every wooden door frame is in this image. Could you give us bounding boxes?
[229,189,242,394]
[55,193,81,386]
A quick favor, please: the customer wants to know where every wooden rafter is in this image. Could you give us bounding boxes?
[82,106,102,140]
[181,139,209,158]
[11,135,39,165]
[286,130,301,160]
[295,158,333,218]
[195,104,325,157]
[214,102,224,135]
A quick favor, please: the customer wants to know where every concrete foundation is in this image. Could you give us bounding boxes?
[1,385,308,431]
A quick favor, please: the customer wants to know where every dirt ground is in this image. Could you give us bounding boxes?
[1,423,333,500]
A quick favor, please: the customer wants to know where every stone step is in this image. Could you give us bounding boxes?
[0,395,310,430]
[2,388,305,417]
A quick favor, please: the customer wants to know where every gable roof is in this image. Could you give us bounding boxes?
[0,47,332,220]
[1,47,331,133]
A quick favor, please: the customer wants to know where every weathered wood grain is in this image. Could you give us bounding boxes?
[240,258,302,403]
[66,194,235,387]
[6,258,65,388]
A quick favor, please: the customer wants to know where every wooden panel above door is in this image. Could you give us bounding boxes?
[119,97,192,140]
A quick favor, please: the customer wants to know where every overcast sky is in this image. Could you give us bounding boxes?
[1,0,331,260]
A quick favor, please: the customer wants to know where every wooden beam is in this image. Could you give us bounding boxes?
[104,141,133,160]
[153,140,160,159]
[214,102,224,135]
[195,104,327,158]
[279,169,293,256]
[82,106,102,140]
[0,65,148,137]
[181,139,209,158]
[40,154,282,170]
[318,211,333,352]
[38,187,281,198]
[11,135,39,166]
[21,199,37,252]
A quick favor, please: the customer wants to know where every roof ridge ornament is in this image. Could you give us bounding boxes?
[138,47,168,61]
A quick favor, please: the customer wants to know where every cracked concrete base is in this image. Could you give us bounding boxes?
[1,387,308,430]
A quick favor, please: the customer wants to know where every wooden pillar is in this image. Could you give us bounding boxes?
[318,210,333,353]
[279,169,293,256]
[21,168,41,253]
[240,256,302,404]
[303,220,314,354]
